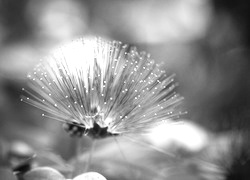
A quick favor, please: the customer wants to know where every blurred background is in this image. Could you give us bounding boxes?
[0,0,250,179]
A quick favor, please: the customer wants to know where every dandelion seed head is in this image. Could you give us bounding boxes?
[21,36,185,138]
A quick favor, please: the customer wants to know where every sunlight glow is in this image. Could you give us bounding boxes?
[148,121,209,152]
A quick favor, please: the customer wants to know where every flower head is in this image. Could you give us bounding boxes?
[21,37,185,138]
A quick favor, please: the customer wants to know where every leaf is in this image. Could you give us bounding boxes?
[36,150,73,176]
[73,172,107,180]
[23,167,65,180]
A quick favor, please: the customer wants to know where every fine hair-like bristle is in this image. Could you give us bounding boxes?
[21,37,185,137]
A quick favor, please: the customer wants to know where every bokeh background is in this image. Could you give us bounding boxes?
[0,0,250,179]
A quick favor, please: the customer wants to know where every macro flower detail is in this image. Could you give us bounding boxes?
[21,37,185,138]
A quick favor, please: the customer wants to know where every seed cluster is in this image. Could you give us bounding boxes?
[21,37,185,137]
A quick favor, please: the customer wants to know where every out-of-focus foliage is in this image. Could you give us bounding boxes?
[73,172,107,180]
[23,167,65,180]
